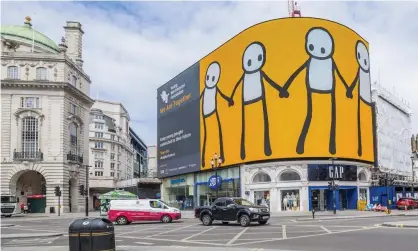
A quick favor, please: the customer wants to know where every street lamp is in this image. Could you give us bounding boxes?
[211,153,222,198]
[83,164,92,217]
[329,157,338,215]
[412,155,416,197]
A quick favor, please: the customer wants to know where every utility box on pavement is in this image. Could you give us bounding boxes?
[69,218,115,251]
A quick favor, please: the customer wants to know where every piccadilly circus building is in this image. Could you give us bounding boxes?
[156,17,414,212]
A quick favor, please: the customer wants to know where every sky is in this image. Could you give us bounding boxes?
[1,0,417,146]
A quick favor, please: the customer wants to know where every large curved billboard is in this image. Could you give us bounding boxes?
[157,17,377,178]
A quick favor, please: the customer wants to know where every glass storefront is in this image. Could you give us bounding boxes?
[281,189,300,211]
[164,175,194,210]
[195,167,240,207]
[254,190,270,207]
[359,188,368,201]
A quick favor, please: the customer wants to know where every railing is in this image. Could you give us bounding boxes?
[13,150,43,161]
[67,152,83,163]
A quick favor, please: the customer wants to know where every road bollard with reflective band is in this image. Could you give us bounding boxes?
[69,217,115,251]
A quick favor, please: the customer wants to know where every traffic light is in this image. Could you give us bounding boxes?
[79,185,84,196]
[54,186,60,196]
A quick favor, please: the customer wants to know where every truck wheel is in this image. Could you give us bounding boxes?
[222,222,229,225]
[258,220,268,225]
[116,216,128,225]
[202,214,213,226]
[161,215,172,223]
[239,215,250,227]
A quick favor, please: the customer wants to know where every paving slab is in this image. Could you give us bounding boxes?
[382,220,418,228]
[1,233,63,240]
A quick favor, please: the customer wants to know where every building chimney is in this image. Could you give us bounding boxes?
[64,21,84,68]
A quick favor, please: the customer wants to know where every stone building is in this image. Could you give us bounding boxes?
[0,17,94,213]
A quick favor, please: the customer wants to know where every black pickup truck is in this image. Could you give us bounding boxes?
[194,197,270,227]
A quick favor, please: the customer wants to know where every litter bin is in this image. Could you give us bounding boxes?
[69,218,115,251]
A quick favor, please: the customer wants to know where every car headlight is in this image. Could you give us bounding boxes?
[249,208,260,213]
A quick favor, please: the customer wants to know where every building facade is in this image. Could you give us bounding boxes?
[129,127,148,178]
[0,17,94,213]
[147,145,157,177]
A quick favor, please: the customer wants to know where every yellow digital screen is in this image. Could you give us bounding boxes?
[199,17,376,170]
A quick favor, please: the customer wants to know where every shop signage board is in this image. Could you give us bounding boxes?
[157,18,377,179]
[208,175,222,190]
[307,164,357,181]
[170,177,185,185]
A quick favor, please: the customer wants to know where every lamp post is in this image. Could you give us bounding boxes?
[329,157,338,215]
[211,153,222,198]
[83,165,92,217]
[412,155,416,197]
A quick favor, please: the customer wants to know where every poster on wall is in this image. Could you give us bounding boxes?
[157,17,377,178]
[157,63,201,178]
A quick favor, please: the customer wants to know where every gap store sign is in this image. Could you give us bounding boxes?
[308,164,357,181]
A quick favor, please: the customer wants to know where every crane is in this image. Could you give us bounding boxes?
[288,0,302,17]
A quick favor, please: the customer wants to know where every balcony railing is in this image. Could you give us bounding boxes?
[67,152,83,164]
[13,150,43,161]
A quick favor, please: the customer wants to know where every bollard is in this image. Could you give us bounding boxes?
[312,209,315,219]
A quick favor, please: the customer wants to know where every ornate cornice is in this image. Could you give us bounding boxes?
[1,80,94,106]
[67,114,84,126]
[14,108,45,126]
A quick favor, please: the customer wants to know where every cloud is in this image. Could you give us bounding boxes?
[1,1,417,145]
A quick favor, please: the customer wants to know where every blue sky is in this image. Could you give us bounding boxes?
[1,1,418,145]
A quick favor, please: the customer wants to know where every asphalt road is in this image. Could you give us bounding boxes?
[2,215,418,251]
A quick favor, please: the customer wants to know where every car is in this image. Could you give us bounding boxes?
[107,199,181,225]
[396,197,417,210]
[194,197,270,227]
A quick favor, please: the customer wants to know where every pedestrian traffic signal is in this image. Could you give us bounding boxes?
[54,186,60,196]
[79,185,84,196]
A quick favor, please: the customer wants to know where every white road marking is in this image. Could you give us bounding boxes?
[320,226,332,233]
[144,236,227,246]
[227,227,249,245]
[116,224,167,235]
[181,226,217,241]
[282,225,287,239]
[145,224,198,238]
[134,241,153,245]
[6,226,62,233]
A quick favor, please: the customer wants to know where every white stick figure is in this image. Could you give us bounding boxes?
[200,61,232,167]
[229,41,288,160]
[281,27,350,155]
[346,40,371,157]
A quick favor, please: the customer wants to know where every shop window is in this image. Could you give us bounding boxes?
[281,190,300,211]
[254,191,270,207]
[358,172,367,182]
[279,171,301,181]
[253,172,271,183]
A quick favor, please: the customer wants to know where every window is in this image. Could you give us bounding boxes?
[95,132,103,138]
[110,172,114,177]
[21,117,39,157]
[111,144,115,151]
[214,199,225,207]
[71,75,77,87]
[94,171,103,176]
[20,97,40,108]
[69,123,78,154]
[94,152,103,159]
[95,115,103,120]
[253,172,272,183]
[94,161,103,168]
[111,135,115,140]
[226,200,235,207]
[36,67,47,80]
[70,103,78,115]
[110,153,115,160]
[110,163,115,170]
[149,200,163,209]
[279,171,301,181]
[94,142,103,148]
[7,66,19,79]
[94,123,103,129]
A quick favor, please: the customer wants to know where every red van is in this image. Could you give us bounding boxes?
[108,199,181,225]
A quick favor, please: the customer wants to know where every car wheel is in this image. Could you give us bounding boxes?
[258,220,268,225]
[222,222,229,225]
[239,214,250,227]
[116,216,128,225]
[202,214,213,226]
[161,215,172,223]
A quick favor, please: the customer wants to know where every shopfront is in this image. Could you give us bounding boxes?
[308,164,360,211]
[162,174,195,210]
[195,167,240,207]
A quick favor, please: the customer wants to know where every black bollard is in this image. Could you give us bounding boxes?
[312,209,315,219]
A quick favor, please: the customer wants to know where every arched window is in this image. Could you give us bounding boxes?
[253,172,271,183]
[36,67,47,80]
[7,66,19,79]
[69,123,78,154]
[21,117,39,158]
[358,172,367,182]
[280,171,301,181]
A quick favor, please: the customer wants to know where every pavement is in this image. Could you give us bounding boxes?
[2,213,418,251]
[382,220,418,228]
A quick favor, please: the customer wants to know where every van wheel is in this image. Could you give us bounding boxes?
[239,215,250,227]
[161,215,172,223]
[116,216,128,225]
[202,214,213,226]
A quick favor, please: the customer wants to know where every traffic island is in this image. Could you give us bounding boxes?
[382,220,418,229]
[1,233,63,240]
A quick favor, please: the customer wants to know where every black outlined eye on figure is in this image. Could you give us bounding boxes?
[200,61,232,167]
[281,27,351,155]
[229,41,288,160]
